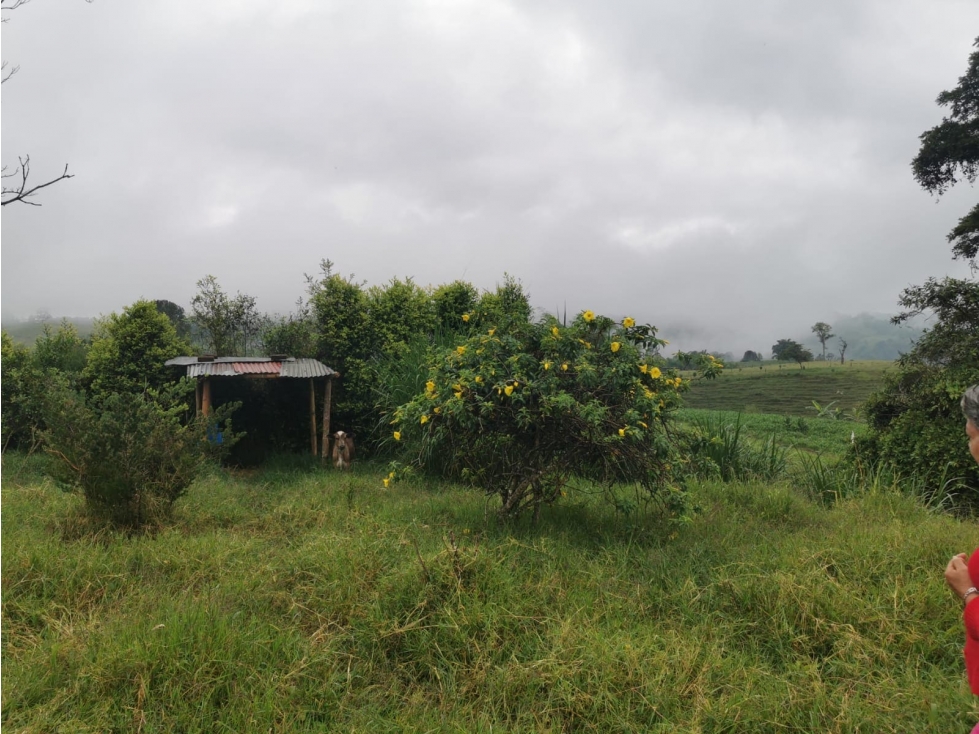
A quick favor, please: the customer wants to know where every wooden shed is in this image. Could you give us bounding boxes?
[165,356,338,459]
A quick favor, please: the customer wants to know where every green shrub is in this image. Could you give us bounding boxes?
[857,277,979,498]
[41,381,239,529]
[2,324,89,452]
[388,310,722,521]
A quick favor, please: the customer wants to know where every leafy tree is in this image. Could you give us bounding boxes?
[475,274,533,330]
[432,280,479,333]
[857,38,979,496]
[838,338,848,364]
[33,320,88,374]
[84,300,191,397]
[308,261,375,434]
[366,277,436,358]
[387,310,722,522]
[811,322,835,359]
[771,339,812,367]
[911,37,979,266]
[261,298,316,357]
[1,322,89,452]
[741,350,762,362]
[1,331,46,451]
[155,300,191,340]
[190,276,261,356]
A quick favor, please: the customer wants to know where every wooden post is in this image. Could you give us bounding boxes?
[321,376,333,462]
[309,378,318,456]
[195,379,202,415]
[202,377,212,416]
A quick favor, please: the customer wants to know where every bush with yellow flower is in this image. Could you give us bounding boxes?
[387,310,710,522]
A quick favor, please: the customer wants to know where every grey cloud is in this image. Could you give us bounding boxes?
[2,0,976,358]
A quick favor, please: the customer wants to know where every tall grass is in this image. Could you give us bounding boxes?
[4,453,977,732]
[796,452,973,512]
[684,412,787,482]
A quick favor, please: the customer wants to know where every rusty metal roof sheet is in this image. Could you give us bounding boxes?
[166,357,336,378]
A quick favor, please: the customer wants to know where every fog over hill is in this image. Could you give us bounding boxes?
[2,307,923,363]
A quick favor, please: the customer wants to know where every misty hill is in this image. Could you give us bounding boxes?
[797,313,923,362]
[2,317,98,345]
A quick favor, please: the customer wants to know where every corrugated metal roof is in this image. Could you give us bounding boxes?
[166,356,336,378]
[234,361,282,375]
[282,359,335,378]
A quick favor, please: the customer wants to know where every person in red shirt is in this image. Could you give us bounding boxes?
[944,385,979,730]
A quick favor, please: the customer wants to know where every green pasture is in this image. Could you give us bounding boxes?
[3,453,977,732]
[681,360,891,416]
[675,408,867,457]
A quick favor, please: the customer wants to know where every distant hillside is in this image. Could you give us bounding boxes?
[2,317,98,345]
[797,313,922,362]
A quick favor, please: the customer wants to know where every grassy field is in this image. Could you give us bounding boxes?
[3,453,978,732]
[675,408,867,457]
[681,360,891,416]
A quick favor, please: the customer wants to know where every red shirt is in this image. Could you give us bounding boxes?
[965,549,979,695]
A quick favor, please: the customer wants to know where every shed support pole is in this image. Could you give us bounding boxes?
[202,377,212,416]
[195,379,202,415]
[309,378,317,456]
[321,377,332,463]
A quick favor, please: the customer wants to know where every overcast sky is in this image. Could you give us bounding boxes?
[2,0,976,353]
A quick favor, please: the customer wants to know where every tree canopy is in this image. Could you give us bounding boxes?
[911,36,979,265]
[771,339,813,366]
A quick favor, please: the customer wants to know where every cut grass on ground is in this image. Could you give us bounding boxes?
[2,453,977,732]
[682,360,890,416]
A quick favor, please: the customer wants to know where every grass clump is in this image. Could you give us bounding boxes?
[3,454,978,731]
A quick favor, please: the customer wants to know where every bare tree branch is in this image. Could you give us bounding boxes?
[2,60,20,83]
[2,0,89,206]
[1,155,74,206]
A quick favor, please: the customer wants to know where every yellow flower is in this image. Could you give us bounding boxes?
[488,328,496,336]
[663,340,670,345]
[504,385,514,396]
[638,421,648,429]
[623,317,635,328]
[610,341,621,353]
[543,361,552,370]
[393,431,401,441]
[388,471,396,479]
[434,406,441,414]
[561,363,569,371]
[639,363,648,374]
[583,310,595,322]
[426,380,436,393]
[618,427,627,437]
[552,326,560,337]
[383,478,390,488]
[475,376,483,383]
[456,346,466,356]
[462,313,470,322]
[644,387,654,399]
[420,415,429,425]
[649,367,662,379]
[513,381,519,387]
[453,383,462,392]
